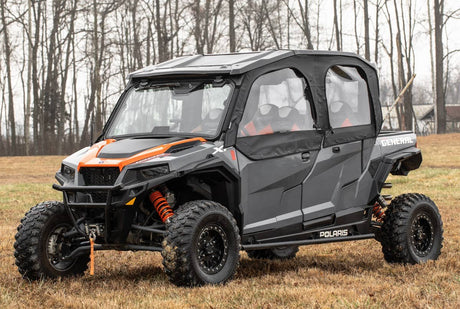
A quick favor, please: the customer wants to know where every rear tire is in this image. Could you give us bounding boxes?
[14,201,89,280]
[162,200,240,286]
[246,246,299,260]
[380,193,443,264]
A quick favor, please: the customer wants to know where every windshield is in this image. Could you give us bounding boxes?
[106,81,233,138]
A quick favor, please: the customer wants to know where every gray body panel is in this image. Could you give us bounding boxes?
[302,141,362,222]
[238,150,318,234]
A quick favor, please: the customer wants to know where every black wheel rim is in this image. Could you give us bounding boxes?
[196,224,229,275]
[410,212,434,257]
[46,223,77,271]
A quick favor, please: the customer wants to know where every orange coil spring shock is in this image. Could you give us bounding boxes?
[149,190,174,223]
[373,203,385,222]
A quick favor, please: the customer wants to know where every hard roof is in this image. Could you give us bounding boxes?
[129,50,374,79]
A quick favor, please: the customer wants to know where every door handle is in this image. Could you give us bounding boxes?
[332,146,340,153]
[301,152,310,161]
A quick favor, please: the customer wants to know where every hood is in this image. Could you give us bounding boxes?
[97,137,182,159]
[77,137,206,171]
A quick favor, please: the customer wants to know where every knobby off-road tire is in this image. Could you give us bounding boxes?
[380,193,443,264]
[14,201,89,280]
[246,246,299,260]
[162,200,240,286]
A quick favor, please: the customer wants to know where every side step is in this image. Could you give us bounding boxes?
[242,234,375,250]
[382,182,392,188]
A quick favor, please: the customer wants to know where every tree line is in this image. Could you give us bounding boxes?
[0,0,458,156]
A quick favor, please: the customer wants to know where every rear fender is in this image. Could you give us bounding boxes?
[387,147,422,176]
[368,147,421,201]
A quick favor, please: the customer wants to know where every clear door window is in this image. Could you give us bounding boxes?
[326,66,371,128]
[238,68,314,137]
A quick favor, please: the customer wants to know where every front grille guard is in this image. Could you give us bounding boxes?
[53,183,123,243]
[52,182,170,258]
[52,172,176,244]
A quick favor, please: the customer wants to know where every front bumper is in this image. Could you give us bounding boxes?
[53,172,177,242]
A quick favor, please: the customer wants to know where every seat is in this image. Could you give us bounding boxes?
[329,101,354,128]
[201,108,223,131]
[277,106,304,132]
[191,108,223,133]
[241,104,279,136]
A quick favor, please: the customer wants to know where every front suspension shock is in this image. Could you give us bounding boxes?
[149,190,174,223]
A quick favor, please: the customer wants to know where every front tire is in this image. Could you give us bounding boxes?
[380,193,443,264]
[162,200,240,286]
[14,201,89,280]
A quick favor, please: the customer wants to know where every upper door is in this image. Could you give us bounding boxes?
[302,65,376,225]
[235,68,323,235]
[326,66,372,130]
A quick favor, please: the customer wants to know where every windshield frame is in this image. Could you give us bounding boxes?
[103,78,235,141]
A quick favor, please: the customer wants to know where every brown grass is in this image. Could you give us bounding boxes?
[1,134,460,308]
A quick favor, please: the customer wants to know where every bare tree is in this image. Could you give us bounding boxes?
[434,0,446,133]
[81,1,121,146]
[56,0,78,154]
[241,1,273,51]
[0,0,17,154]
[229,0,235,52]
[23,0,33,155]
[193,0,225,54]
[374,0,383,64]
[154,0,184,62]
[71,35,79,146]
[315,0,321,49]
[381,0,401,129]
[427,0,436,108]
[131,0,143,68]
[29,0,43,154]
[353,0,360,54]
[363,0,370,60]
[391,0,416,131]
[333,0,341,50]
[285,0,313,49]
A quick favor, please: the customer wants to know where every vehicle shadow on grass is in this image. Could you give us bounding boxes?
[236,254,381,279]
[83,264,166,284]
[75,252,381,286]
[78,257,379,288]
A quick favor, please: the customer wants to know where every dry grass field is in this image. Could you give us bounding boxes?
[0,134,459,308]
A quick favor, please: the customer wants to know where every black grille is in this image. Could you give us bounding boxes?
[88,192,109,203]
[79,167,120,203]
[80,167,120,186]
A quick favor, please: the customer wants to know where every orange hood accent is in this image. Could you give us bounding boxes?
[77,137,206,171]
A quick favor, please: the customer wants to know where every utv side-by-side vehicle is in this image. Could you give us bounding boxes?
[14,50,443,286]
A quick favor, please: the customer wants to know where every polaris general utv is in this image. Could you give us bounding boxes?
[15,50,443,286]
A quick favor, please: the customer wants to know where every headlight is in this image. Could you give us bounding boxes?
[124,164,170,183]
[61,164,75,181]
[140,165,170,178]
